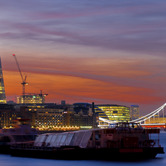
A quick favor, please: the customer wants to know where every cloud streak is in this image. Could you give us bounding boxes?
[1,1,166,56]
[0,0,166,113]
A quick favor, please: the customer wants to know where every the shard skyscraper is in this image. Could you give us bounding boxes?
[0,57,6,103]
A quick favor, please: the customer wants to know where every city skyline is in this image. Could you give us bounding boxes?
[0,0,166,115]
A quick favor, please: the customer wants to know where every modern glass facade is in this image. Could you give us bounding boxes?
[96,104,130,125]
[94,106,109,128]
[0,58,6,103]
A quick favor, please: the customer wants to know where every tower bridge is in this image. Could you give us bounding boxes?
[99,103,166,128]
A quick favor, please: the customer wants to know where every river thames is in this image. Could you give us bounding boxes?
[0,132,165,166]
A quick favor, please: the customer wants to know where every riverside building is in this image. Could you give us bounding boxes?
[0,103,131,130]
[17,92,47,104]
[0,103,97,131]
[130,105,139,120]
[96,104,130,128]
[0,104,17,128]
[63,103,98,130]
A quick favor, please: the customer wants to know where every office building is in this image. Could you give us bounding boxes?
[94,105,109,128]
[63,103,98,130]
[17,93,47,104]
[0,104,16,128]
[130,105,139,120]
[96,104,130,127]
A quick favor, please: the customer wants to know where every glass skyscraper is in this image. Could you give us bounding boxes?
[0,58,6,103]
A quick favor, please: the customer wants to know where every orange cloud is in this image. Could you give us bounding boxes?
[3,69,161,104]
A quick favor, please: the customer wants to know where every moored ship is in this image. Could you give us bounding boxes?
[0,119,38,154]
[11,122,164,160]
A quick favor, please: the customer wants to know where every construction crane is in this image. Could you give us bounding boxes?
[13,54,28,102]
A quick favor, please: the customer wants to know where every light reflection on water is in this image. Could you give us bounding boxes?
[0,132,165,166]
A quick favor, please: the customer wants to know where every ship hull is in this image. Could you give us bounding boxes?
[0,145,11,154]
[10,146,164,161]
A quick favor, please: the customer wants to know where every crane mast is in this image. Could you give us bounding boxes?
[13,54,28,103]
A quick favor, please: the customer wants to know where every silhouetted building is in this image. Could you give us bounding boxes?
[0,104,16,128]
[61,100,66,105]
[130,105,139,120]
[63,103,98,129]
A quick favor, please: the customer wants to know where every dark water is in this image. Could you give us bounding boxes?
[0,132,166,166]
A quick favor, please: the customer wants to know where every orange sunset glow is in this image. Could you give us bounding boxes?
[0,1,166,115]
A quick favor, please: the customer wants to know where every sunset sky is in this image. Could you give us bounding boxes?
[0,0,166,115]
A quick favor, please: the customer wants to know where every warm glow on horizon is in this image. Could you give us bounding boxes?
[0,0,165,113]
[3,70,162,105]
